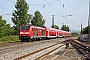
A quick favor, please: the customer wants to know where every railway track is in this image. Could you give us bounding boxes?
[14,38,77,60]
[36,39,82,60]
[0,37,78,60]
[0,38,69,53]
[70,40,90,60]
[14,42,64,60]
[0,41,54,59]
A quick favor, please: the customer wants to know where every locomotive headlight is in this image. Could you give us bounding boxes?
[25,32,29,34]
[20,32,24,34]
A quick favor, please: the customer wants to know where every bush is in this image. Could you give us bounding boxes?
[0,36,20,42]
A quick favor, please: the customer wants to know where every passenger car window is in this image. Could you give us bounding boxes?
[34,29,38,36]
[42,30,45,35]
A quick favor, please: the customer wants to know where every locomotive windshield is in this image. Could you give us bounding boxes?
[21,26,30,30]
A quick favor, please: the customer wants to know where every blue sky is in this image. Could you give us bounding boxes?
[0,0,89,31]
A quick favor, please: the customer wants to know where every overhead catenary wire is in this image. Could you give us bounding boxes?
[42,14,88,16]
[13,0,15,2]
[41,4,52,14]
[67,0,85,12]
[0,0,14,14]
[62,3,88,5]
[0,7,12,12]
[0,13,12,16]
[43,7,51,14]
[0,3,88,6]
[29,3,51,16]
[22,3,89,5]
[0,0,15,16]
[8,0,15,5]
[49,0,61,3]
[8,0,15,4]
[1,0,86,16]
[0,5,14,6]
[44,0,63,17]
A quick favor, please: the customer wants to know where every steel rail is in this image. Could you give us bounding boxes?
[70,42,90,60]
[35,45,64,60]
[72,40,90,52]
[14,42,62,60]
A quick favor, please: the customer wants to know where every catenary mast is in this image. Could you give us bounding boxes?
[88,0,90,42]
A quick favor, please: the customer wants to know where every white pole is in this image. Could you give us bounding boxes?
[88,0,90,42]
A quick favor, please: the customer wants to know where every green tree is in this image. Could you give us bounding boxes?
[81,26,90,34]
[72,32,79,36]
[0,16,13,38]
[61,25,70,32]
[31,10,45,26]
[51,25,59,29]
[12,0,31,35]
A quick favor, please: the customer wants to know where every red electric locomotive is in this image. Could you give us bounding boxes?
[19,25,46,42]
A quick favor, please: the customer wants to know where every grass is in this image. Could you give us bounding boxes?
[0,36,20,42]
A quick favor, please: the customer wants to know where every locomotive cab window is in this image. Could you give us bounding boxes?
[21,26,30,30]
